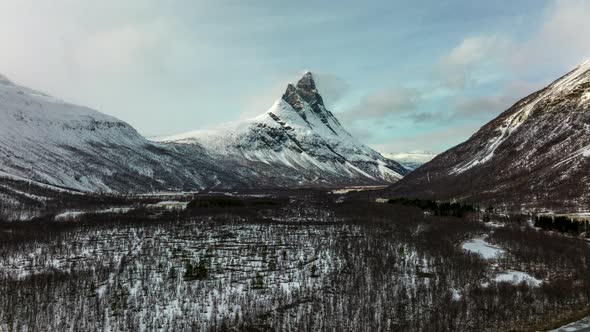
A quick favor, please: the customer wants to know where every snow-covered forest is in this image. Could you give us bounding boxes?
[1,191,589,331]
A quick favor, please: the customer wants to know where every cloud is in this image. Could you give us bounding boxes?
[437,0,590,84]
[434,36,509,90]
[449,81,544,120]
[312,72,350,106]
[423,0,590,140]
[343,0,590,152]
[510,0,590,73]
[73,24,162,74]
[451,96,507,119]
[440,36,499,68]
[338,87,422,123]
[371,123,482,154]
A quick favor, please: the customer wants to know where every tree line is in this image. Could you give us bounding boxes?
[534,215,589,235]
[387,197,477,218]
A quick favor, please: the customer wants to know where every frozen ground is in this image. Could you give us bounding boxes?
[330,185,387,194]
[462,236,544,288]
[493,270,542,286]
[461,237,505,259]
[552,316,590,332]
[1,196,589,331]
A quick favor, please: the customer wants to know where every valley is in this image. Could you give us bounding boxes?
[0,12,589,330]
[2,190,590,331]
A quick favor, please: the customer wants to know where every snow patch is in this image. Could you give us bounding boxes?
[493,270,542,287]
[461,237,505,259]
[551,315,590,332]
[54,207,133,221]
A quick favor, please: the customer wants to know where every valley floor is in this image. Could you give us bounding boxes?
[1,190,590,331]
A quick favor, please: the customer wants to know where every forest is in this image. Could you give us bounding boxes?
[535,214,590,236]
[1,190,590,331]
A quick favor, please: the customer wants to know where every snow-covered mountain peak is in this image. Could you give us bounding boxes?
[160,71,409,184]
[293,71,325,109]
[279,71,345,138]
[295,71,318,93]
[282,72,325,112]
[548,57,590,93]
[573,57,590,75]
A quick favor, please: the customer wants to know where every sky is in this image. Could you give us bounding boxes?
[1,0,589,153]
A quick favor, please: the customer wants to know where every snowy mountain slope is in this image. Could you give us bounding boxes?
[387,59,590,211]
[382,152,437,171]
[0,75,248,193]
[159,72,409,185]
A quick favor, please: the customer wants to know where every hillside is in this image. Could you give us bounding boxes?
[387,59,590,212]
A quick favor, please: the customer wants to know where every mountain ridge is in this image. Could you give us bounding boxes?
[386,58,590,212]
[0,71,407,195]
[0,74,253,193]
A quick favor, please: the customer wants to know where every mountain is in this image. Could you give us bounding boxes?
[387,59,590,212]
[0,74,248,193]
[0,72,406,196]
[159,72,409,185]
[382,152,437,171]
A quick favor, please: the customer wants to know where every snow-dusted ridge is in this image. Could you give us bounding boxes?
[0,74,250,193]
[452,58,590,175]
[388,57,590,211]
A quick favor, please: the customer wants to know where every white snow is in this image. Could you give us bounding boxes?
[330,186,388,194]
[493,270,542,286]
[148,201,188,210]
[461,237,505,259]
[554,143,590,168]
[452,104,536,174]
[54,207,133,221]
[551,315,590,332]
[0,74,169,192]
[54,211,86,221]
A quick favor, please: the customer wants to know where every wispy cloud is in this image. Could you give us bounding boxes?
[509,0,590,73]
[372,123,482,154]
[338,87,422,122]
[434,36,510,90]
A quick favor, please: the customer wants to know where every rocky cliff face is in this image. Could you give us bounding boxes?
[387,59,590,212]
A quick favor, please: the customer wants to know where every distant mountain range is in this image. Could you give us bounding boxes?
[387,59,590,212]
[0,71,408,195]
[382,152,436,171]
